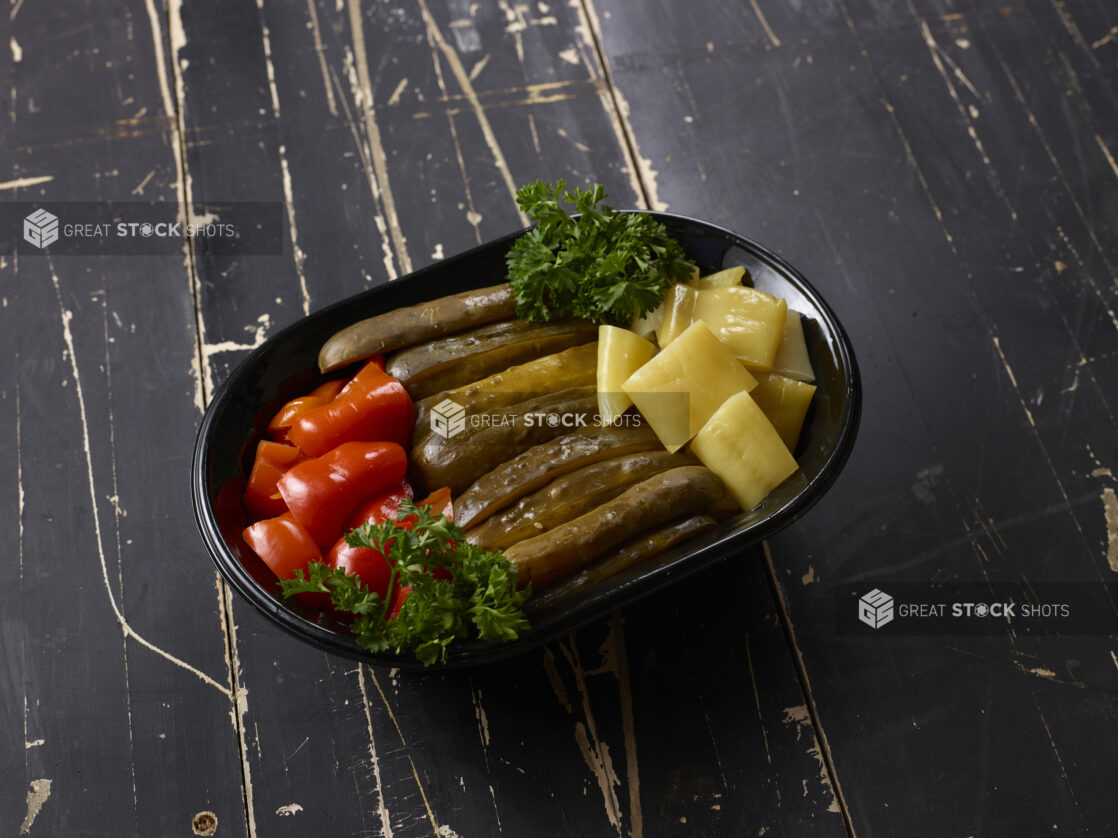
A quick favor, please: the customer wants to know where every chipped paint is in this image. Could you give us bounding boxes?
[252,0,313,315]
[1014,663,1058,682]
[415,16,486,245]
[1091,25,1118,50]
[0,174,52,190]
[998,58,1116,279]
[749,0,781,47]
[468,54,490,81]
[305,0,338,116]
[470,682,503,825]
[559,636,626,834]
[200,313,272,385]
[328,60,402,278]
[993,335,1091,552]
[346,0,412,275]
[879,98,952,244]
[366,668,443,835]
[130,169,156,196]
[577,0,660,209]
[1103,487,1118,572]
[1097,134,1118,183]
[50,271,232,698]
[278,148,312,315]
[782,704,810,735]
[574,721,622,832]
[914,13,1001,201]
[417,0,529,225]
[149,0,207,410]
[19,779,51,835]
[276,803,304,816]
[781,706,840,812]
[355,666,394,838]
[471,685,491,749]
[607,612,643,838]
[387,76,409,107]
[214,579,257,838]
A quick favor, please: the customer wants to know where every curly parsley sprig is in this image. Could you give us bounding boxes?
[506,179,697,326]
[279,500,531,666]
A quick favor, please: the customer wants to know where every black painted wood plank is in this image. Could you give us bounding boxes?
[0,1,248,836]
[348,553,844,838]
[591,0,1118,834]
[173,0,843,836]
[172,1,660,835]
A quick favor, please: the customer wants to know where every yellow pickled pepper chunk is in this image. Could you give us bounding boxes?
[655,283,698,348]
[690,389,799,511]
[693,286,787,371]
[596,325,656,426]
[633,266,699,340]
[629,301,663,341]
[771,310,815,382]
[623,320,757,453]
[749,372,817,452]
[689,265,746,290]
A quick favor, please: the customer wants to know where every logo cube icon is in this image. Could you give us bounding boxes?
[24,208,59,249]
[430,398,466,439]
[858,589,894,629]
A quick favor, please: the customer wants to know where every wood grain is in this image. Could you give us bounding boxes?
[3,0,1113,835]
[590,0,1118,833]
[0,1,248,835]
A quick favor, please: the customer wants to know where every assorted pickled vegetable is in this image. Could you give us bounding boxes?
[238,357,528,665]
[238,180,820,664]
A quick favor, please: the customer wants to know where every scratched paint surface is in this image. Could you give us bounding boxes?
[0,0,249,836]
[147,0,848,836]
[3,0,1115,836]
[170,0,845,834]
[591,0,1118,833]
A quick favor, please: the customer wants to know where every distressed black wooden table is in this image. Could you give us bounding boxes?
[3,0,1116,835]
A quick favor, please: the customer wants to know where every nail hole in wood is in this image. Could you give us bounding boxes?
[192,811,218,836]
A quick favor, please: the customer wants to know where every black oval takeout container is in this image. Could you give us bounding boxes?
[192,212,861,668]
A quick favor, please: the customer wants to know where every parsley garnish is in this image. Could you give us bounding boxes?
[506,179,697,325]
[279,500,531,666]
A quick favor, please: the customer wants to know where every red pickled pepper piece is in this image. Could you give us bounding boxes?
[266,379,346,443]
[329,485,455,607]
[343,478,414,531]
[276,440,408,549]
[327,479,414,599]
[242,512,322,581]
[243,440,307,521]
[286,358,413,457]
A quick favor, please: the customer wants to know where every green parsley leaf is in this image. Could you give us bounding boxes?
[278,499,531,666]
[506,179,696,325]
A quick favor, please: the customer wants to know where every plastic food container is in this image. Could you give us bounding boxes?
[192,213,861,668]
